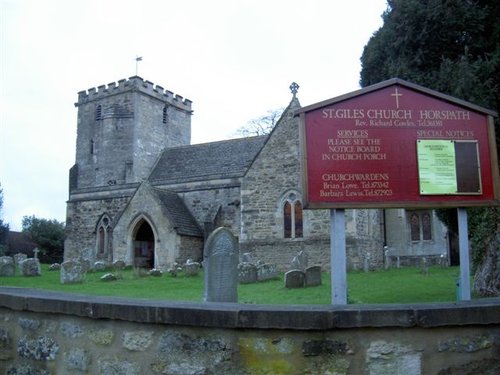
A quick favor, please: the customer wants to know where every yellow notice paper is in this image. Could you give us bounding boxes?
[417,140,457,194]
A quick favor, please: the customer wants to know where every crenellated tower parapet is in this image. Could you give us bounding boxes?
[70,76,192,193]
[75,76,192,113]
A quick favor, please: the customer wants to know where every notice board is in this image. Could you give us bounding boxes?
[298,79,499,209]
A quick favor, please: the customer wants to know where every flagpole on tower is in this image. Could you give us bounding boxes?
[135,56,143,76]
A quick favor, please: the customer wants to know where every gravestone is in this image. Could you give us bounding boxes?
[305,266,322,287]
[100,273,117,282]
[238,263,257,284]
[204,227,239,302]
[78,257,92,272]
[94,261,107,271]
[241,253,253,263]
[420,257,429,275]
[60,259,85,284]
[290,250,308,271]
[0,256,15,276]
[149,269,162,277]
[13,253,27,269]
[113,260,126,270]
[384,247,392,270]
[184,260,200,276]
[284,270,305,288]
[363,252,371,272]
[49,263,61,271]
[80,248,95,266]
[20,258,41,276]
[257,263,278,282]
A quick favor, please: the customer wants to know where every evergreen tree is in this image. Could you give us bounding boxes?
[22,215,65,263]
[360,0,500,296]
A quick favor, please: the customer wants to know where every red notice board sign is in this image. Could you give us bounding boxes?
[298,78,500,209]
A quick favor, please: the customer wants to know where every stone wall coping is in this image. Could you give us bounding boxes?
[1,287,499,330]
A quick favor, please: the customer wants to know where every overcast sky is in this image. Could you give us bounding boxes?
[0,0,387,231]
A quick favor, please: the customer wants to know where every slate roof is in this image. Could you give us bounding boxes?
[152,188,203,237]
[6,231,38,256]
[149,136,268,184]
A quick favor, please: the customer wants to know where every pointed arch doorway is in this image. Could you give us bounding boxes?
[133,219,155,269]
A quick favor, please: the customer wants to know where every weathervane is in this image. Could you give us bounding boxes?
[135,56,143,76]
[290,82,299,98]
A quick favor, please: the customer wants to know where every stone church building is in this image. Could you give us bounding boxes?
[63,76,449,270]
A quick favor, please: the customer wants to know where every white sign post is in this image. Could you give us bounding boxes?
[458,207,471,300]
[330,209,347,304]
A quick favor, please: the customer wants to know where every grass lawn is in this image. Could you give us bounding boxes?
[0,265,463,304]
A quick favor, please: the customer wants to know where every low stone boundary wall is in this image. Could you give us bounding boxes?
[0,287,499,374]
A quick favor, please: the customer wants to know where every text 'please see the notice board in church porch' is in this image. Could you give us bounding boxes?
[297,78,500,209]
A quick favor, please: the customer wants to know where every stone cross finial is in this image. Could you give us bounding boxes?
[290,82,299,97]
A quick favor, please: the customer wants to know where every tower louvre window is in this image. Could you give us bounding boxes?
[162,105,168,124]
[95,105,102,121]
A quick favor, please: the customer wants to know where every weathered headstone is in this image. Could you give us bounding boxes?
[100,273,117,282]
[363,252,371,272]
[13,253,27,269]
[60,260,85,284]
[290,250,308,271]
[80,248,95,266]
[93,261,107,271]
[257,263,278,282]
[420,257,429,275]
[20,258,41,276]
[305,266,322,287]
[284,270,305,288]
[241,253,253,263]
[238,263,257,284]
[168,263,182,277]
[113,260,126,270]
[384,247,392,270]
[149,269,162,277]
[78,257,92,273]
[33,248,40,259]
[0,256,15,276]
[49,263,61,271]
[204,227,239,302]
[184,260,200,276]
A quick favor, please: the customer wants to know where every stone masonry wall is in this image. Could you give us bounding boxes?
[64,195,131,261]
[1,289,499,374]
[240,100,383,271]
[178,184,242,237]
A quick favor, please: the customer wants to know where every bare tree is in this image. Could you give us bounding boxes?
[234,108,284,137]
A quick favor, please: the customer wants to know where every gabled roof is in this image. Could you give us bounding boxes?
[6,231,38,255]
[295,78,498,117]
[149,136,268,184]
[152,188,203,237]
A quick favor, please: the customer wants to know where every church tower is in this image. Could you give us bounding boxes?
[70,76,192,190]
[64,77,192,261]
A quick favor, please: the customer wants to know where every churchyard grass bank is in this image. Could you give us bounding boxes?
[0,265,463,304]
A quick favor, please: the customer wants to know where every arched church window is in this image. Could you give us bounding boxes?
[98,227,105,254]
[96,215,112,255]
[95,105,102,121]
[282,192,303,239]
[284,201,292,238]
[409,210,432,242]
[294,201,303,238]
